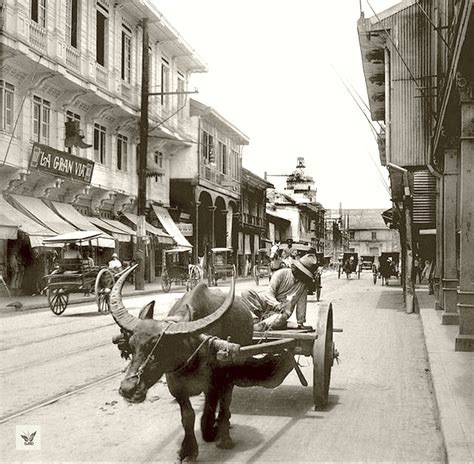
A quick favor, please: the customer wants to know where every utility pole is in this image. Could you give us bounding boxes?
[136,18,149,290]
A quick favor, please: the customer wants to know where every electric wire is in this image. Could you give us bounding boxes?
[2,55,43,166]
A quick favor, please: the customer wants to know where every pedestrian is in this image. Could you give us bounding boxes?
[241,254,318,331]
[108,253,122,273]
[270,240,280,259]
[421,259,431,283]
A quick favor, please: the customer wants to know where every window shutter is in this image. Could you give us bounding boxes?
[412,170,436,226]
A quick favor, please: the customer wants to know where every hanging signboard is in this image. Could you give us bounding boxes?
[177,222,193,236]
[29,143,95,184]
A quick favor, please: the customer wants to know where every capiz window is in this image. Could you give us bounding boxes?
[32,95,50,143]
[117,134,128,171]
[94,123,106,164]
[0,81,14,131]
[201,130,214,163]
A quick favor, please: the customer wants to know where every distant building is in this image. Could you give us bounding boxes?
[345,209,400,258]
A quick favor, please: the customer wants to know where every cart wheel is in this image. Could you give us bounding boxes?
[316,288,321,302]
[189,266,200,290]
[47,288,69,315]
[358,270,361,280]
[313,302,334,409]
[373,273,377,285]
[161,274,171,293]
[95,268,115,313]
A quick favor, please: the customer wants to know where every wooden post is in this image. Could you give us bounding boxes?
[404,172,418,314]
[136,18,149,291]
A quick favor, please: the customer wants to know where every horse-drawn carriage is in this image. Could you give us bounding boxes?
[378,252,400,285]
[253,248,271,285]
[161,248,201,293]
[207,247,235,286]
[338,252,360,279]
[42,231,130,315]
[360,255,375,271]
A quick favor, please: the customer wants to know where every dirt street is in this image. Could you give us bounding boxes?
[0,272,444,462]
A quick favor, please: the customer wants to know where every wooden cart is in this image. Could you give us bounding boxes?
[236,303,340,409]
[42,231,128,315]
[253,248,271,285]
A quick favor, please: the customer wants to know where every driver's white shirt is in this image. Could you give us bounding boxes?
[108,258,122,270]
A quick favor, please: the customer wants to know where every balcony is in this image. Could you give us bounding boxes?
[241,213,264,228]
[199,164,240,194]
[29,21,47,53]
[96,65,108,88]
[66,45,80,71]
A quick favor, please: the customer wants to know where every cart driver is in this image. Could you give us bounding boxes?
[241,254,318,331]
[108,253,122,273]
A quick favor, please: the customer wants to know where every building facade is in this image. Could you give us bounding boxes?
[0,0,206,291]
[358,0,474,350]
[345,209,400,257]
[169,98,248,265]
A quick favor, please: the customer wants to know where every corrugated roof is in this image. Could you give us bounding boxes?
[346,209,389,230]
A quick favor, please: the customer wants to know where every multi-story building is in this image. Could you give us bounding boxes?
[324,208,350,262]
[0,0,206,290]
[266,158,326,251]
[345,209,400,257]
[169,99,249,264]
[358,0,474,350]
[238,168,273,275]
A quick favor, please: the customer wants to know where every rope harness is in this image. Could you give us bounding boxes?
[124,322,218,384]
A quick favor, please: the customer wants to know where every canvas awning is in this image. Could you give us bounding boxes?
[50,202,115,248]
[10,194,76,235]
[122,212,175,245]
[87,217,131,242]
[152,205,192,248]
[0,214,17,240]
[0,195,57,247]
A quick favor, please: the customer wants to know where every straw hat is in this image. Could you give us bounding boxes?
[292,254,318,280]
[112,253,119,259]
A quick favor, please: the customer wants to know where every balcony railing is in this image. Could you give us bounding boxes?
[241,213,264,228]
[66,45,80,71]
[96,65,108,87]
[29,21,47,52]
[199,164,240,193]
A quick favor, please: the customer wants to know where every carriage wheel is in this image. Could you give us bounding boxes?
[161,273,171,293]
[316,288,321,302]
[188,266,200,291]
[313,302,334,409]
[358,270,361,280]
[95,268,115,313]
[47,288,69,315]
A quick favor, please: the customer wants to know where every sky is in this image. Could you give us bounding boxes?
[153,0,398,209]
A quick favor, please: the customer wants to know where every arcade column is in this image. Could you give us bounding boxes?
[441,148,459,325]
[455,74,474,351]
[208,206,216,248]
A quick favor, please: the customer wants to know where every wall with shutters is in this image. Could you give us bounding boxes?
[412,169,437,226]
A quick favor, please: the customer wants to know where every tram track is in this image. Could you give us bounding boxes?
[0,370,123,425]
[0,340,112,376]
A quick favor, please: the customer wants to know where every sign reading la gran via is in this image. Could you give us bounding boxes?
[29,143,94,184]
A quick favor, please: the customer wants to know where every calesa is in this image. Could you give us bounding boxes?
[110,265,294,462]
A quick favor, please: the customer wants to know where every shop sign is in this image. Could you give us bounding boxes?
[29,143,95,184]
[177,222,193,236]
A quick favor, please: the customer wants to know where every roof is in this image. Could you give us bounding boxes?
[266,210,291,225]
[242,168,274,189]
[346,209,391,230]
[190,99,249,144]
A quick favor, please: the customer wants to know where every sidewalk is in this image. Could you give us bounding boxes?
[417,288,474,463]
[0,275,257,316]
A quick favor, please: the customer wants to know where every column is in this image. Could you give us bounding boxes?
[442,148,459,324]
[193,200,200,263]
[455,75,474,351]
[434,175,443,310]
[208,206,216,248]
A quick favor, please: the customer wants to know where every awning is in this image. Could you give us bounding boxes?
[10,194,76,235]
[0,214,17,240]
[152,205,192,248]
[0,195,57,247]
[101,218,137,236]
[122,212,175,245]
[88,217,131,242]
[50,202,115,248]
